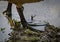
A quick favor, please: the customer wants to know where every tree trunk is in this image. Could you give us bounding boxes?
[3,2,12,18]
[3,3,14,28]
[16,7,28,28]
[3,2,44,32]
[16,7,44,32]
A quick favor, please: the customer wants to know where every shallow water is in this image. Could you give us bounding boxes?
[0,0,60,42]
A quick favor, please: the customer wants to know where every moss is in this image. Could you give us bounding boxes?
[24,29,39,35]
[0,28,5,31]
[13,20,21,27]
[21,36,40,41]
[8,21,60,42]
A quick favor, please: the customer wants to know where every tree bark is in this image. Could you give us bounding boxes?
[3,3,15,28]
[3,2,44,32]
[16,7,44,32]
[3,2,12,18]
[16,7,28,28]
